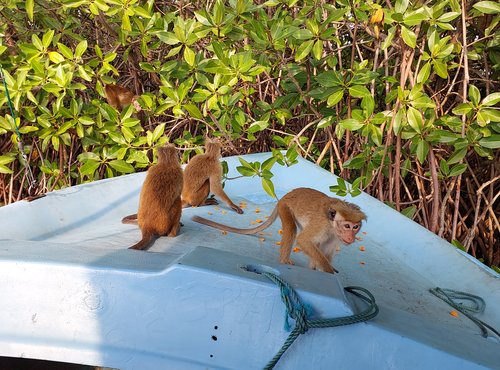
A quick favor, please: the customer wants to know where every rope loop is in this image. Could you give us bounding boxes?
[261,272,378,370]
[430,287,499,339]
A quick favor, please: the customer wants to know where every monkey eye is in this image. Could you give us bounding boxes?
[353,225,359,230]
[343,224,351,229]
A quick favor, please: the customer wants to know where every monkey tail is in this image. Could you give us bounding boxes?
[122,213,138,224]
[129,230,156,250]
[192,206,278,235]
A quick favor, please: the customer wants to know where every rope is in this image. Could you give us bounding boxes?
[261,272,379,370]
[0,64,37,194]
[429,287,500,339]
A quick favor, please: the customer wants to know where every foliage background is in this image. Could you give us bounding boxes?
[0,0,499,270]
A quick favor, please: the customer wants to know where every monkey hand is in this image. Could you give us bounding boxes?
[232,205,244,214]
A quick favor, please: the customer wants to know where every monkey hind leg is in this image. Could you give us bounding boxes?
[165,199,183,237]
[184,181,211,207]
[129,229,156,250]
[278,204,297,265]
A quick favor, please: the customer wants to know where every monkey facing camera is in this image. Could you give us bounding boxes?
[193,188,366,274]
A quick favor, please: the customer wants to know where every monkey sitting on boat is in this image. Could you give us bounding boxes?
[192,188,366,273]
[181,138,243,214]
[127,144,183,250]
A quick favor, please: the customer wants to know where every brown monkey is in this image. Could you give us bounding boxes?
[127,144,183,250]
[192,188,366,273]
[104,84,142,112]
[181,138,243,214]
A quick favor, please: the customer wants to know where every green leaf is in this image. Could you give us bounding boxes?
[407,106,423,134]
[42,30,54,48]
[469,85,481,106]
[80,160,100,176]
[437,12,461,22]
[478,135,500,149]
[482,92,500,106]
[26,0,34,21]
[381,26,396,51]
[403,10,429,26]
[57,43,73,59]
[133,5,152,18]
[348,85,371,98]
[395,0,409,13]
[317,70,343,87]
[417,62,431,84]
[433,60,448,79]
[261,178,276,198]
[184,46,196,66]
[317,116,335,129]
[75,40,88,58]
[295,40,314,61]
[294,29,314,40]
[312,39,323,60]
[451,239,466,251]
[236,166,257,177]
[327,90,344,106]
[361,96,375,116]
[401,206,417,219]
[452,103,473,116]
[248,120,269,133]
[48,52,65,64]
[122,14,132,32]
[0,155,15,165]
[0,164,13,174]
[448,164,468,177]
[339,118,363,131]
[152,123,166,142]
[473,1,500,14]
[109,159,135,173]
[184,104,202,119]
[262,156,277,171]
[447,147,467,164]
[401,26,416,48]
[415,139,429,164]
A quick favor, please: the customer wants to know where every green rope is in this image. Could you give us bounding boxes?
[429,287,500,339]
[0,64,37,193]
[261,272,379,370]
[0,64,21,138]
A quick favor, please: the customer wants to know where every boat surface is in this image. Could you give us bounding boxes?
[0,153,498,370]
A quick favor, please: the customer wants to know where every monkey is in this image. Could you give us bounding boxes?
[192,188,366,274]
[126,144,183,250]
[181,138,243,214]
[104,84,142,112]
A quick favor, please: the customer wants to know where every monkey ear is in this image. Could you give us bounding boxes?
[328,210,336,221]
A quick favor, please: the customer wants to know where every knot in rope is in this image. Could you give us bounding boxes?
[260,272,378,370]
[266,272,310,333]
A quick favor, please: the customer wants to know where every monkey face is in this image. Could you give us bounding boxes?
[335,220,361,244]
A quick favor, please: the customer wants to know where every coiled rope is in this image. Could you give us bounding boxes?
[429,287,500,339]
[261,272,379,370]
